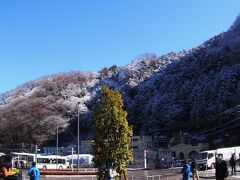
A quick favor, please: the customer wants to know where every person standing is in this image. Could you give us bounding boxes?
[181,160,191,180]
[28,162,40,180]
[106,164,119,180]
[0,155,22,180]
[229,153,236,175]
[215,154,228,180]
[190,158,199,180]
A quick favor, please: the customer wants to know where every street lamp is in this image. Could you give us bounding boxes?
[56,122,58,169]
[144,149,148,169]
[77,106,80,174]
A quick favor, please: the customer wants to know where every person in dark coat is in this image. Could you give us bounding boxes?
[229,153,236,175]
[215,154,228,180]
[0,155,22,180]
[190,158,199,180]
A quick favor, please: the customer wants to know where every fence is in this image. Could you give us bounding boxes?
[21,168,182,180]
[22,174,181,180]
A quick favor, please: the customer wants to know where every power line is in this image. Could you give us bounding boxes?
[192,105,240,136]
[198,118,240,137]
[195,117,240,136]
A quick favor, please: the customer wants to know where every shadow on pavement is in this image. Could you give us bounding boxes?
[198,176,215,179]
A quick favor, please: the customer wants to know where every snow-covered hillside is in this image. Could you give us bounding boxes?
[0,16,240,149]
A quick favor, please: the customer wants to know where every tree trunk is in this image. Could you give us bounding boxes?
[123,171,128,180]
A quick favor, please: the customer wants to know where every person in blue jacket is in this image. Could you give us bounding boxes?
[28,162,40,180]
[181,160,191,180]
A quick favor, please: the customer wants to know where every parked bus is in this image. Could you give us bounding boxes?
[65,154,94,168]
[10,152,67,170]
[37,154,68,170]
[10,152,35,168]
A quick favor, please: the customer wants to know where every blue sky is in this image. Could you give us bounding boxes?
[0,0,239,94]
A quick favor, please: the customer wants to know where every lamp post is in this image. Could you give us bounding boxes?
[35,145,38,163]
[77,107,80,174]
[71,147,74,171]
[56,122,58,169]
[144,149,148,169]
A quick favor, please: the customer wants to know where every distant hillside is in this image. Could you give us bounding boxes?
[0,16,239,150]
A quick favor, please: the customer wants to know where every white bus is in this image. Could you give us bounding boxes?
[65,154,94,168]
[10,152,67,170]
[36,154,68,170]
[10,152,35,168]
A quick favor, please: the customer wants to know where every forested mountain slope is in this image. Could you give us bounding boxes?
[0,16,239,149]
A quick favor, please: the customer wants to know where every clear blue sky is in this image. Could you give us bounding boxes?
[0,0,239,94]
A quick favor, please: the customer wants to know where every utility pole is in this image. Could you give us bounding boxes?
[71,147,73,171]
[35,145,38,163]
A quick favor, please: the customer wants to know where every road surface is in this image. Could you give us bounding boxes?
[21,168,240,180]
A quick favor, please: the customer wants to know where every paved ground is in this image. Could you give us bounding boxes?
[20,167,240,180]
[197,168,240,180]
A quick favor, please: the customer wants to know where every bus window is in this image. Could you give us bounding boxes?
[37,158,42,163]
[43,158,50,163]
[51,159,56,164]
[28,156,33,162]
[58,159,65,164]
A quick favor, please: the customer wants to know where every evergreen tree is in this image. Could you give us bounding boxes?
[92,86,132,180]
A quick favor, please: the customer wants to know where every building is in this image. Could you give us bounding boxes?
[130,135,154,168]
[132,135,153,150]
[157,142,209,160]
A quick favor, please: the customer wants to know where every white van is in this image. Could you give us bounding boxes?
[196,150,215,170]
[196,146,240,170]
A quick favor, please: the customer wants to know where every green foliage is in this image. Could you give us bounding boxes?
[92,86,132,179]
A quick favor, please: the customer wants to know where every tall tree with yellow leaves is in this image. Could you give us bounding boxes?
[93,86,132,180]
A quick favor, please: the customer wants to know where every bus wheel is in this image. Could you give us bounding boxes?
[42,165,47,170]
[59,166,63,169]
